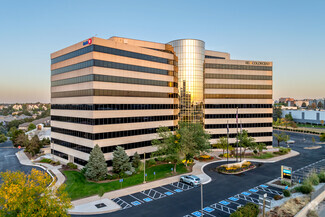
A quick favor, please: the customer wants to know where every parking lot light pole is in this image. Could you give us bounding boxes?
[143,152,146,184]
[201,183,203,216]
[263,193,267,217]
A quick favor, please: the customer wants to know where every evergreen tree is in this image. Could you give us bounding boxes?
[132,152,141,169]
[112,146,132,174]
[84,144,107,181]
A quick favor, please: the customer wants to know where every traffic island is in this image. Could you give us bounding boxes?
[216,160,256,175]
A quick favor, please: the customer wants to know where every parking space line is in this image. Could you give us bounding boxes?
[256,186,282,195]
[171,182,194,190]
[112,197,132,209]
[141,188,166,200]
[235,194,259,204]
[129,194,144,203]
[210,203,236,214]
[160,186,176,193]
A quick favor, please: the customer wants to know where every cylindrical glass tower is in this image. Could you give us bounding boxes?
[169,39,205,123]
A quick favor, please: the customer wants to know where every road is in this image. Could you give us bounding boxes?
[0,139,43,183]
[72,131,325,217]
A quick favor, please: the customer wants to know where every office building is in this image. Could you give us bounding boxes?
[51,37,273,168]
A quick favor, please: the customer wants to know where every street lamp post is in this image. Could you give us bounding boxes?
[201,183,203,216]
[143,152,146,184]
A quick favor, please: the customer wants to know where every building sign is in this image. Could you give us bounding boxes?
[281,165,292,181]
[83,38,92,46]
[245,61,271,66]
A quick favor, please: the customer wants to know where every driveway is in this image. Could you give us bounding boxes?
[0,140,43,182]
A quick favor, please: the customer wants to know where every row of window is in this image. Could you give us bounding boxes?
[52,126,175,140]
[205,63,272,71]
[52,89,178,98]
[205,55,226,59]
[51,44,172,65]
[51,115,178,125]
[52,149,68,160]
[52,138,153,154]
[205,122,272,129]
[205,73,272,80]
[74,157,88,166]
[205,113,273,119]
[205,84,272,90]
[205,94,272,99]
[211,132,272,139]
[51,59,172,76]
[51,104,178,110]
[52,74,177,88]
[205,104,272,109]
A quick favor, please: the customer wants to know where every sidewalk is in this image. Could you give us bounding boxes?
[16,150,66,190]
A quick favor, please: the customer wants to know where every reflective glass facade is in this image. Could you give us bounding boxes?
[168,39,205,123]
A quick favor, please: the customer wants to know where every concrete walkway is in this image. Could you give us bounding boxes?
[16,150,66,190]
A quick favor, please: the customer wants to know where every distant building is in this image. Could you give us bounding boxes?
[25,124,51,140]
[18,117,51,131]
[295,100,309,108]
[279,98,295,106]
[13,105,22,110]
[282,110,325,125]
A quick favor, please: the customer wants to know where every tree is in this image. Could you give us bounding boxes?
[318,101,323,110]
[15,133,29,148]
[274,132,289,147]
[27,123,36,131]
[215,137,228,155]
[152,122,211,170]
[311,102,317,110]
[84,144,107,181]
[0,169,71,217]
[132,152,141,169]
[112,146,132,174]
[237,130,256,157]
[9,127,25,147]
[256,143,267,155]
[273,106,282,121]
[301,102,307,108]
[312,137,316,145]
[320,134,325,142]
[25,135,42,156]
[0,134,7,143]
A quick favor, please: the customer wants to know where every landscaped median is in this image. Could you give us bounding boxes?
[63,163,189,200]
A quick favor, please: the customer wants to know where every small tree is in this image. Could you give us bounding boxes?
[312,137,316,145]
[216,137,228,155]
[132,152,141,169]
[26,135,41,156]
[237,130,256,157]
[274,132,288,147]
[318,101,324,110]
[84,144,108,181]
[0,134,7,143]
[27,123,36,131]
[301,102,307,108]
[311,102,317,110]
[0,169,72,216]
[112,146,132,174]
[257,143,267,155]
[320,134,325,142]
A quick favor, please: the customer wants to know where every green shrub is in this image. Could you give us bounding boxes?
[308,173,320,186]
[157,156,165,162]
[40,158,52,163]
[297,181,314,194]
[80,168,87,174]
[320,133,325,142]
[147,159,156,167]
[318,171,325,182]
[274,195,283,200]
[230,203,259,217]
[67,162,78,169]
[283,189,291,197]
[281,180,292,187]
[111,174,119,179]
[52,161,60,166]
[278,147,291,155]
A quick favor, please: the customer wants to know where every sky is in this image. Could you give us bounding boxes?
[0,0,324,103]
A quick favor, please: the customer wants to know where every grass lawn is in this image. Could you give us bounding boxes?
[63,163,188,200]
[297,123,325,129]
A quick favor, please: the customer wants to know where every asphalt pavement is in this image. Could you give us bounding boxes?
[72,131,325,217]
[0,139,43,183]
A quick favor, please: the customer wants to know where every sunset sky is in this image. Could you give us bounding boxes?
[0,0,324,103]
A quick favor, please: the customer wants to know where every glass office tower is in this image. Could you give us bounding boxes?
[168,39,205,123]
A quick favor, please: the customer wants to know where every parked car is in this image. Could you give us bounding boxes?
[180,175,201,186]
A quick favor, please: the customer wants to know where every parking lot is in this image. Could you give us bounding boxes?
[292,158,325,183]
[183,183,283,217]
[112,181,195,210]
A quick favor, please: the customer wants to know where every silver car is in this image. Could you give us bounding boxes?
[180,175,201,186]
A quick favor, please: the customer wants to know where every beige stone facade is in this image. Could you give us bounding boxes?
[50,36,273,168]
